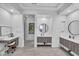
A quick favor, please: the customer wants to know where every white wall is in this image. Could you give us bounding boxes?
[63,10,79,40]
[24,15,35,40]
[0,8,12,36]
[0,8,11,26]
[34,15,53,47]
[35,14,66,47]
[23,10,58,47]
[36,15,53,37]
[52,15,66,47]
[52,4,79,47]
[11,15,24,47]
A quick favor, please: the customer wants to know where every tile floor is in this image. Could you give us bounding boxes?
[7,47,70,56]
[6,40,70,56]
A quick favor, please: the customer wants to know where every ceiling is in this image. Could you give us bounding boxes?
[0,3,72,14]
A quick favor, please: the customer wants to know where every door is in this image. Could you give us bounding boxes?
[24,14,35,41]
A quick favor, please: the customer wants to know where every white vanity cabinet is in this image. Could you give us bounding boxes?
[60,37,79,56]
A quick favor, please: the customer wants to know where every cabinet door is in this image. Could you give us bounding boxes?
[63,38,65,46]
[67,40,70,48]
[64,39,67,47]
[0,27,1,36]
[60,38,63,44]
[60,38,62,43]
[37,37,52,43]
[67,41,72,50]
[71,42,75,51]
[60,38,66,46]
[37,37,43,43]
[46,37,52,43]
[73,43,79,55]
[77,44,79,55]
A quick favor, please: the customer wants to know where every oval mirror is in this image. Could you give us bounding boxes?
[39,23,48,33]
[68,20,79,35]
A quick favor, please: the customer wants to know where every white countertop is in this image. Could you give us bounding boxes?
[0,36,18,41]
[60,35,79,44]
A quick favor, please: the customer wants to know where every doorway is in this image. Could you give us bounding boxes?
[24,14,35,47]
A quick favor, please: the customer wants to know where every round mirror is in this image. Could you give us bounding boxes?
[68,20,79,35]
[39,23,48,33]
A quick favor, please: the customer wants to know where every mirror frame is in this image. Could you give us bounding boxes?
[0,26,12,36]
[68,20,79,35]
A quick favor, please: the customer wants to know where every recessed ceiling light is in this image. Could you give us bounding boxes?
[10,9,14,12]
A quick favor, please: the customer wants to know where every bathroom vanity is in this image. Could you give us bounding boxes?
[0,36,18,45]
[37,37,52,46]
[35,15,53,47]
[0,36,19,55]
[60,36,79,56]
[37,23,52,47]
[59,19,79,56]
